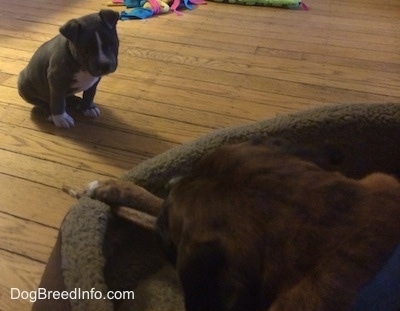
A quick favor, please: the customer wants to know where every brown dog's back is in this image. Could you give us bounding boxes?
[161,139,400,311]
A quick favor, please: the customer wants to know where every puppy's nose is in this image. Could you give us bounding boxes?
[99,61,116,74]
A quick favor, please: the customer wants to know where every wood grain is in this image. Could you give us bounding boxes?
[0,250,44,311]
[1,0,399,309]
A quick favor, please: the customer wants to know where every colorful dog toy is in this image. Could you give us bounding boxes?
[120,0,206,19]
[118,0,307,20]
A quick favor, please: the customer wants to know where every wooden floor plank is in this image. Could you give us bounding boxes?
[0,174,73,228]
[0,213,57,263]
[0,250,44,311]
[0,148,116,189]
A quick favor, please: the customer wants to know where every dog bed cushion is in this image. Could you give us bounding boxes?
[33,103,400,311]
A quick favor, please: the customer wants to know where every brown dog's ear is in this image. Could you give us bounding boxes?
[179,239,264,311]
[179,240,226,311]
[156,203,177,264]
[99,9,120,29]
[59,19,81,44]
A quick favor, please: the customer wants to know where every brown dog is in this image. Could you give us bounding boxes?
[81,138,400,311]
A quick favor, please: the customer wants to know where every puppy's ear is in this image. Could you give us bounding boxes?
[99,9,120,29]
[59,19,80,45]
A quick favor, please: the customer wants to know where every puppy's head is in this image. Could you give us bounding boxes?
[60,10,120,76]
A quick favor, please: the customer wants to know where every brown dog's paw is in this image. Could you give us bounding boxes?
[63,179,164,217]
[83,179,124,205]
[84,180,102,197]
[82,179,164,216]
[62,180,111,200]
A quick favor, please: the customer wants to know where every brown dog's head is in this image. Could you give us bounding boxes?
[157,185,265,311]
[157,180,265,311]
[155,138,344,311]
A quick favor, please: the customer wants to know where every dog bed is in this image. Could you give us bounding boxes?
[33,103,400,311]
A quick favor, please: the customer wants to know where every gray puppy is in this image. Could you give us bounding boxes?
[18,10,120,128]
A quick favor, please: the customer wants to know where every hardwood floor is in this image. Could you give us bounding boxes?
[0,0,399,309]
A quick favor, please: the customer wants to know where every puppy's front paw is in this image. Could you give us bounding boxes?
[49,112,75,128]
[83,106,100,118]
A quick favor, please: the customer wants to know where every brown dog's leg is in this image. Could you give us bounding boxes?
[112,206,157,231]
[81,179,164,217]
[268,234,400,311]
[62,179,164,217]
[63,179,164,230]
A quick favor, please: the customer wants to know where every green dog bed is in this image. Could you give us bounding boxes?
[33,103,400,311]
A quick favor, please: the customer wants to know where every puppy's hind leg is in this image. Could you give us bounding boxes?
[19,91,51,118]
[18,74,50,114]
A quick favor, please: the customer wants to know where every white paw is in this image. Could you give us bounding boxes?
[83,106,100,118]
[49,112,75,128]
[85,180,100,196]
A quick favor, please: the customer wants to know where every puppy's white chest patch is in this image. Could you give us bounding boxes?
[72,71,99,92]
